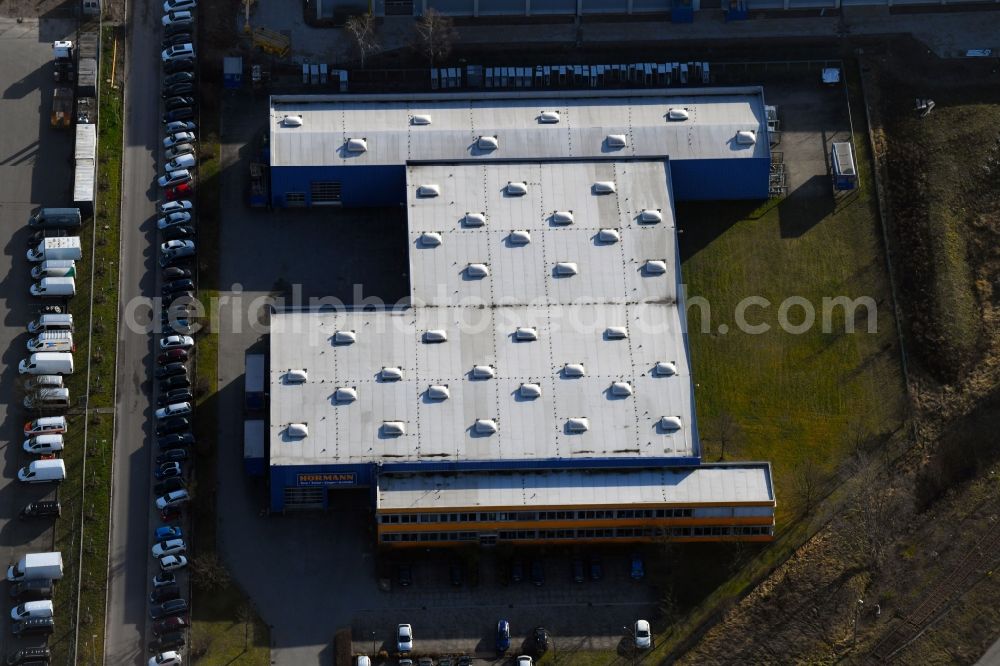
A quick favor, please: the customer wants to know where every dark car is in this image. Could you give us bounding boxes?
[163,319,193,335]
[530,559,545,586]
[161,225,196,242]
[156,448,189,465]
[8,579,52,601]
[155,417,190,436]
[26,228,67,246]
[164,71,195,87]
[533,627,550,654]
[149,598,188,620]
[162,57,194,75]
[162,266,192,280]
[510,558,524,583]
[157,349,189,365]
[164,95,195,111]
[397,563,412,587]
[161,33,192,49]
[159,375,191,392]
[588,556,603,581]
[162,82,195,97]
[11,617,54,636]
[572,557,585,583]
[158,391,194,409]
[163,291,195,307]
[155,362,187,379]
[6,646,51,665]
[630,553,645,581]
[154,462,184,480]
[19,500,61,519]
[157,432,195,448]
[160,506,183,522]
[154,477,187,496]
[149,583,180,604]
[496,619,510,653]
[153,571,176,588]
[163,107,195,124]
[164,21,193,37]
[147,631,185,653]
[163,279,195,294]
[449,561,464,586]
[152,615,189,637]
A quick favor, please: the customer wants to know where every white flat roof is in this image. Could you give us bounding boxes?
[376,465,775,511]
[269,160,698,468]
[269,88,769,168]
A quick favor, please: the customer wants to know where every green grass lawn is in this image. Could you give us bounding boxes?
[51,25,122,666]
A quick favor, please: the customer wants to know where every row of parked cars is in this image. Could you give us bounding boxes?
[147,2,200,664]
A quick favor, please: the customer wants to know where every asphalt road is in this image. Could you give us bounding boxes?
[0,15,76,656]
[104,0,160,661]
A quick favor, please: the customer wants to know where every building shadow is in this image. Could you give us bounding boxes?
[777,174,835,238]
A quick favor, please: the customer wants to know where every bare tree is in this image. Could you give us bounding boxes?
[345,14,381,69]
[709,409,743,461]
[413,8,456,67]
[840,453,908,571]
[790,456,825,517]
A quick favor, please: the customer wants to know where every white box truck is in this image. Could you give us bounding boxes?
[30,260,76,279]
[27,313,74,334]
[26,237,82,262]
[6,552,64,582]
[30,277,76,298]
[17,459,66,484]
[26,331,74,352]
[18,353,74,375]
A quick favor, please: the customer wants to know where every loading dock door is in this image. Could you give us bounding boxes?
[310,181,343,205]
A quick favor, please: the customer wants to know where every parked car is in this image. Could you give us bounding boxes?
[163,73,195,90]
[158,170,191,189]
[149,599,188,620]
[533,627,550,654]
[151,615,189,636]
[155,416,190,436]
[397,563,412,587]
[164,96,196,111]
[157,432,194,448]
[162,82,194,97]
[155,489,189,511]
[510,558,524,583]
[161,33,192,49]
[6,646,51,664]
[157,391,194,410]
[161,226,196,242]
[516,657,533,666]
[11,617,54,636]
[158,554,188,572]
[7,579,52,602]
[155,362,187,380]
[163,107,196,124]
[154,462,184,480]
[148,650,183,666]
[148,631,185,654]
[449,561,464,586]
[163,132,196,148]
[156,448,189,465]
[159,200,193,215]
[149,583,180,604]
[155,525,182,542]
[152,571,176,588]
[162,57,194,75]
[164,182,193,202]
[162,266,192,280]
[157,211,191,229]
[159,375,191,392]
[163,0,197,11]
[588,556,603,581]
[151,539,186,558]
[160,239,195,256]
[630,553,645,581]
[634,620,651,649]
[154,478,186,496]
[164,143,195,161]
[397,624,413,652]
[161,43,195,63]
[161,335,195,350]
[496,619,511,653]
[19,500,61,520]
[530,560,545,586]
[572,557,585,583]
[160,506,183,522]
[161,9,193,26]
[157,349,189,365]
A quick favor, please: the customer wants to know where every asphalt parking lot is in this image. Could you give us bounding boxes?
[0,15,77,656]
[210,76,853,664]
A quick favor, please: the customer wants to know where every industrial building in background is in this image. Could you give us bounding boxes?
[250,89,776,547]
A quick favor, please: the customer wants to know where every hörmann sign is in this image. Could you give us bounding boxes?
[297,472,357,487]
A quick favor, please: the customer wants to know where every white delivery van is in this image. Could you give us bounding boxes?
[10,600,54,620]
[26,237,82,262]
[23,416,67,436]
[30,260,76,280]
[26,331,74,353]
[27,313,74,334]
[19,353,74,375]
[23,388,70,410]
[30,277,76,298]
[17,460,66,484]
[23,374,63,390]
[23,434,65,455]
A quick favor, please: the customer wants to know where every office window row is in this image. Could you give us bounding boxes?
[378,507,697,524]
[379,524,773,543]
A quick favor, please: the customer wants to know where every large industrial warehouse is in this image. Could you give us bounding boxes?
[261,89,776,547]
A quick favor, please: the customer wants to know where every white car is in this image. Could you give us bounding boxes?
[634,620,651,649]
[159,200,193,214]
[161,43,194,63]
[397,624,413,652]
[149,652,182,666]
[158,169,191,188]
[163,0,196,11]
[161,239,195,255]
[164,120,196,134]
[161,9,193,25]
[151,538,186,558]
[156,402,192,419]
[516,657,533,666]
[165,154,197,172]
[160,335,194,350]
[164,131,196,148]
[158,211,192,228]
[156,489,189,509]
[159,554,188,571]
[164,143,195,160]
